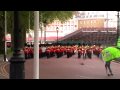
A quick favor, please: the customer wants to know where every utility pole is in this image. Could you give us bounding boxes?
[33,11,39,79]
[106,11,109,45]
[3,11,8,62]
[44,25,46,44]
[117,11,120,45]
[9,11,25,79]
[56,27,59,45]
[40,12,43,44]
[28,11,31,43]
[29,11,30,31]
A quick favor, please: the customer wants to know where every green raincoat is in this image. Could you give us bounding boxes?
[102,36,120,62]
[102,47,120,62]
[117,37,120,48]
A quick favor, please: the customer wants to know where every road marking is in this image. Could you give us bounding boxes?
[0,62,8,78]
[2,63,9,77]
[75,75,98,79]
[0,62,9,79]
[1,62,9,78]
[79,76,96,79]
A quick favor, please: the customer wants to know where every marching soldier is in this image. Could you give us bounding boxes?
[86,47,92,59]
[41,46,46,57]
[66,47,71,58]
[81,47,86,59]
[45,47,51,58]
[23,46,29,59]
[55,47,61,58]
[78,46,82,58]
[29,46,34,58]
[39,47,42,58]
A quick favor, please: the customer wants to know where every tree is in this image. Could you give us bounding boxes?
[0,11,5,54]
[39,11,74,43]
[0,11,31,54]
[26,11,75,43]
[0,11,75,54]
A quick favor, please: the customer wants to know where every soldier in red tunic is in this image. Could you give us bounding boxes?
[86,47,92,59]
[78,46,82,58]
[45,47,51,58]
[39,47,42,58]
[29,46,33,58]
[81,47,86,59]
[66,47,70,58]
[55,47,61,58]
[23,46,29,59]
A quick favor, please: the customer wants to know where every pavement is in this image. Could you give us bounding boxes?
[0,53,120,79]
[0,55,10,79]
[0,61,9,79]
[38,55,120,79]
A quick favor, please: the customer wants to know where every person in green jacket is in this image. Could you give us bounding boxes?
[101,36,120,76]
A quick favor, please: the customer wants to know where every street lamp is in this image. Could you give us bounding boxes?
[56,27,59,45]
[9,11,25,79]
[3,11,8,62]
[106,11,109,45]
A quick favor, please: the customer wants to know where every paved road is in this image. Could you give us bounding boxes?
[1,54,120,79]
[25,54,120,79]
[0,61,9,79]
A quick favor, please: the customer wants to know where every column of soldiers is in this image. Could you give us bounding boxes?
[23,43,34,59]
[77,45,103,59]
[23,43,103,59]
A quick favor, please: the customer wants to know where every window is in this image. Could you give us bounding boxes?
[84,21,86,24]
[90,15,92,17]
[94,15,97,17]
[81,21,84,24]
[92,20,96,23]
[101,15,104,17]
[91,20,93,23]
[86,21,89,24]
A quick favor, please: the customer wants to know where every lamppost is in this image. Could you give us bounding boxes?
[33,11,39,79]
[3,11,7,62]
[9,11,25,79]
[56,27,59,45]
[106,11,109,45]
[117,11,120,45]
[44,26,46,44]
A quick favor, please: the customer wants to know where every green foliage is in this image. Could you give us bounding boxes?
[7,48,13,55]
[0,11,5,54]
[2,11,74,33]
[40,11,74,26]
[7,11,14,34]
[0,11,74,46]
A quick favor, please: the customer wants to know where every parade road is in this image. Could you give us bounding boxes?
[1,54,120,79]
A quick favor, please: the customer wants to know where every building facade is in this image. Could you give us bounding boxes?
[76,11,117,29]
[44,15,78,41]
[7,11,118,42]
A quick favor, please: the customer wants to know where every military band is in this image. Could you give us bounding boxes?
[23,43,103,60]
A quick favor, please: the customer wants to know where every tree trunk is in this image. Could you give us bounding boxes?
[0,12,5,55]
[44,24,46,44]
[22,28,26,47]
[40,26,42,44]
[0,26,4,54]
[11,27,14,51]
